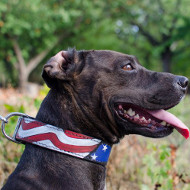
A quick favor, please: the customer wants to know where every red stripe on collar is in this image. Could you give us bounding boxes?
[15,117,112,165]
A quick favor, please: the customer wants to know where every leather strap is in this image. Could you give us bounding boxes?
[15,117,112,165]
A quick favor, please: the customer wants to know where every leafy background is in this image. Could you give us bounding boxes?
[0,0,190,189]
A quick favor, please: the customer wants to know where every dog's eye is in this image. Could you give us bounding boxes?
[122,64,133,71]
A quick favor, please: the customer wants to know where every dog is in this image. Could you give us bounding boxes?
[2,49,189,190]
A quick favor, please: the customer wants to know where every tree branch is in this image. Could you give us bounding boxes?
[130,21,160,46]
[11,38,26,71]
[26,48,51,75]
[26,34,64,75]
[157,0,165,14]
[169,0,182,33]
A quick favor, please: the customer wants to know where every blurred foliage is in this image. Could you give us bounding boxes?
[34,84,49,109]
[3,104,25,136]
[0,104,25,164]
[142,144,172,190]
[0,0,190,88]
[1,85,48,137]
[104,0,190,73]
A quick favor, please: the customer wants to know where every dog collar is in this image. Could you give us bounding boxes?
[14,116,112,165]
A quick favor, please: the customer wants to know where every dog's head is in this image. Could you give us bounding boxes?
[42,49,189,143]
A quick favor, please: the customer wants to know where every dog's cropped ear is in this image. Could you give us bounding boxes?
[42,50,76,88]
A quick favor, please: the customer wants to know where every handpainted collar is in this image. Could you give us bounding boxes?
[15,117,112,165]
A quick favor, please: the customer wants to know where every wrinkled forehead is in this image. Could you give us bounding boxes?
[89,50,140,67]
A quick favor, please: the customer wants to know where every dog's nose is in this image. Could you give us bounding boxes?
[176,76,189,91]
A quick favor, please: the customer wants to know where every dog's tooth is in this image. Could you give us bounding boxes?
[148,119,151,122]
[127,108,132,115]
[127,108,135,116]
[124,110,127,114]
[161,121,167,126]
[134,114,139,119]
[141,117,146,122]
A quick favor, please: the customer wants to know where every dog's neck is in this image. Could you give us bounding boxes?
[13,89,111,189]
[36,89,120,144]
[20,143,106,190]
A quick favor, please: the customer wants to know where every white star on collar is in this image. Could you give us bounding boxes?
[102,144,108,152]
[91,154,98,160]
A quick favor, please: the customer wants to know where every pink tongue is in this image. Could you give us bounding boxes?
[147,109,189,139]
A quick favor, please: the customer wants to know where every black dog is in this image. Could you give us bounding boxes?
[2,49,189,190]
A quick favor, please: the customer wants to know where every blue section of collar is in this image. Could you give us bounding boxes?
[87,143,112,164]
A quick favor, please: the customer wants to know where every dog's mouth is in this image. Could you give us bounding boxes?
[115,103,189,139]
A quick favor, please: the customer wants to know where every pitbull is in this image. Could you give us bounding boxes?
[2,49,189,190]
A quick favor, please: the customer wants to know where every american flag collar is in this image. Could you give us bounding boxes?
[14,116,112,165]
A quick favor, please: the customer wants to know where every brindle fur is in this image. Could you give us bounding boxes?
[2,49,188,190]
